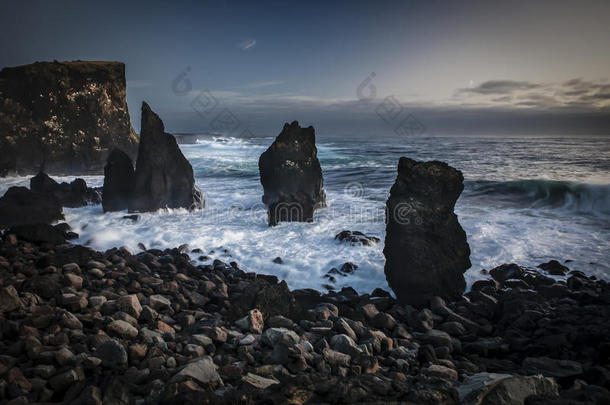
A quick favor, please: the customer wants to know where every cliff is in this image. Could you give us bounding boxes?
[0,61,138,175]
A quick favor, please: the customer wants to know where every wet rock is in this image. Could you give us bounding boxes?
[489,263,526,283]
[538,260,570,276]
[129,102,204,212]
[102,148,135,212]
[7,368,31,395]
[235,309,264,334]
[30,172,101,207]
[107,319,139,339]
[49,368,84,393]
[522,357,583,382]
[322,348,351,368]
[333,318,358,342]
[170,356,222,386]
[242,372,279,389]
[7,223,66,245]
[334,230,381,246]
[424,364,458,380]
[457,372,558,405]
[148,294,172,311]
[0,286,22,313]
[262,328,300,348]
[330,334,362,356]
[384,157,471,307]
[258,121,326,226]
[0,186,63,228]
[423,329,453,349]
[372,312,397,330]
[96,339,128,368]
[117,294,142,319]
[268,315,294,329]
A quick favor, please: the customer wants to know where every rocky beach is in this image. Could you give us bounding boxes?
[1,58,609,405]
[0,230,609,404]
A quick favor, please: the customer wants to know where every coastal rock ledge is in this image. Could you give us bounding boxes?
[0,61,138,176]
[259,121,326,226]
[384,157,471,307]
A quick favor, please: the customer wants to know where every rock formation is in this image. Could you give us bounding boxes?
[258,121,326,226]
[102,149,135,212]
[0,186,64,228]
[0,61,138,175]
[30,172,101,208]
[383,157,471,307]
[128,102,204,212]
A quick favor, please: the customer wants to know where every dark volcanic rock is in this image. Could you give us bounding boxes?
[0,61,138,175]
[258,121,326,226]
[538,260,570,276]
[128,102,204,212]
[1,228,609,405]
[383,157,471,307]
[335,230,380,246]
[30,172,101,207]
[102,149,135,212]
[7,223,66,244]
[0,186,64,228]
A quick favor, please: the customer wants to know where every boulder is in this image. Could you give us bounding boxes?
[7,223,66,245]
[335,230,380,246]
[538,260,569,276]
[170,356,222,386]
[30,172,101,207]
[522,357,583,381]
[102,149,135,212]
[383,157,471,307]
[241,373,279,389]
[457,372,559,405]
[128,102,204,212]
[0,286,22,313]
[96,339,128,368]
[0,187,63,228]
[258,121,326,226]
[489,264,525,283]
[0,61,138,175]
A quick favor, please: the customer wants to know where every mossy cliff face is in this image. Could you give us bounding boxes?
[0,61,138,176]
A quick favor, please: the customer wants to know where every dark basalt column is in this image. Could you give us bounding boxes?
[383,157,471,307]
[128,102,203,212]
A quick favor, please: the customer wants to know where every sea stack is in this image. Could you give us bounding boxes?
[258,121,326,226]
[383,157,471,307]
[128,102,204,212]
[0,61,138,175]
[102,149,135,212]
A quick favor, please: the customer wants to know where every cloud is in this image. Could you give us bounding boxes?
[455,78,610,111]
[458,80,542,95]
[241,80,285,89]
[171,77,610,136]
[238,39,256,50]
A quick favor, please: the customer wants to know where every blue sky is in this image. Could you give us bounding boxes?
[1,0,609,136]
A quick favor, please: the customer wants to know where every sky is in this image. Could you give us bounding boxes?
[1,0,609,136]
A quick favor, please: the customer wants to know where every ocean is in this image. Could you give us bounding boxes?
[1,134,609,294]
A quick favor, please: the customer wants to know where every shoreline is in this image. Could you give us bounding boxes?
[1,232,609,404]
